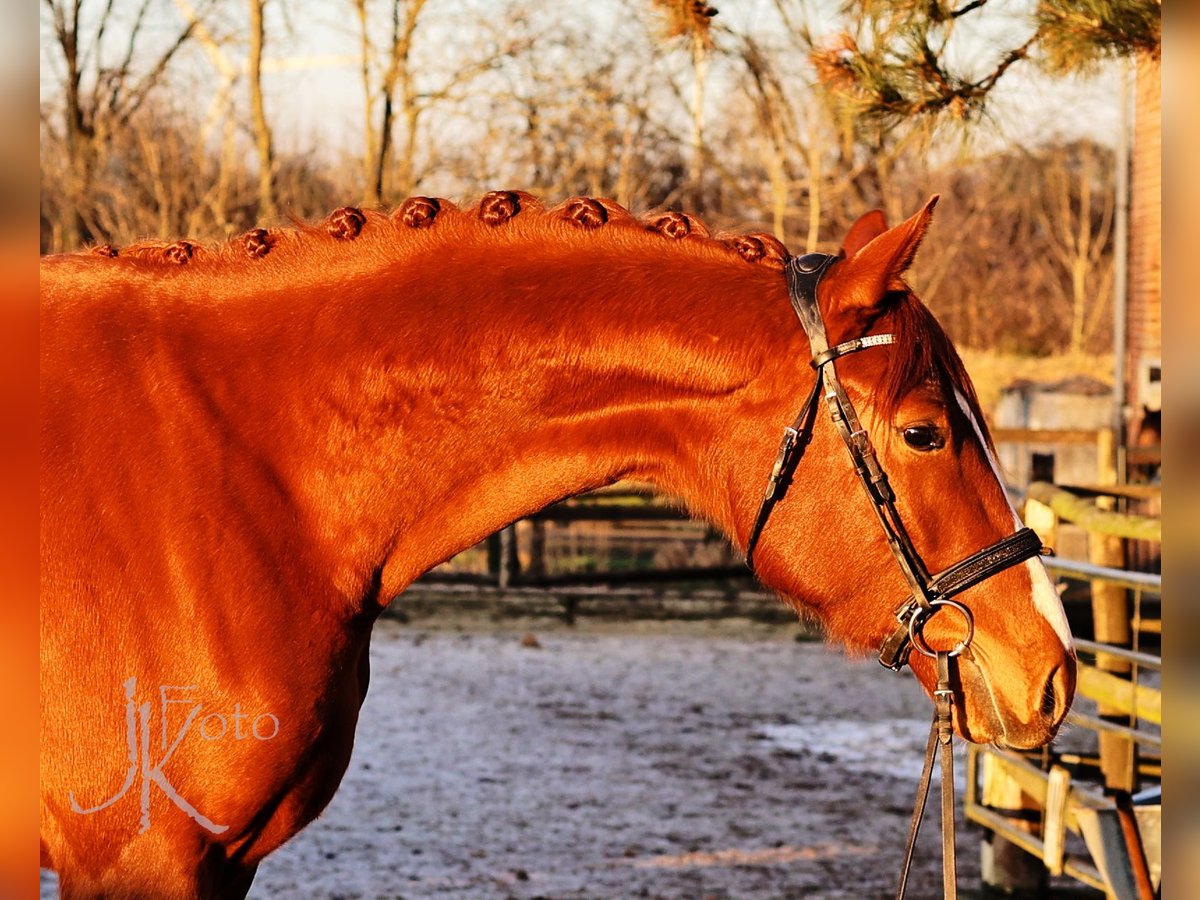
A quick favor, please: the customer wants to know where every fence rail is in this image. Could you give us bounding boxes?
[1042,557,1161,592]
[967,527,1161,897]
[414,428,1166,892]
[1027,482,1161,542]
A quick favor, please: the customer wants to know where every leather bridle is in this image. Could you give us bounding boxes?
[745,252,1046,898]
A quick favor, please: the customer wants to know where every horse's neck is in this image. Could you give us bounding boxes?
[186,239,798,607]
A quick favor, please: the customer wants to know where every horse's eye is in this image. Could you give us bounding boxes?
[902,424,943,451]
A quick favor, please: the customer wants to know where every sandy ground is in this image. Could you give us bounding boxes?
[246,618,971,899]
[41,614,1111,899]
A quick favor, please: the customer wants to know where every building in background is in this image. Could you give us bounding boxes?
[1125,54,1161,454]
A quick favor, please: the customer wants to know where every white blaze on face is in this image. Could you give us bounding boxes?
[953,389,1074,652]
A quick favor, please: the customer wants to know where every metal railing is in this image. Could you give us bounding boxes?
[965,556,1162,896]
[1041,556,1161,592]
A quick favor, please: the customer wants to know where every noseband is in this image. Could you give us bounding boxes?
[745,252,1045,899]
[745,252,1042,671]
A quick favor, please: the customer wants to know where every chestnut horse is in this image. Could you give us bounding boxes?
[40,192,1074,897]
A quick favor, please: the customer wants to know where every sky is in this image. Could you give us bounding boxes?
[39,0,1127,169]
[261,1,1122,146]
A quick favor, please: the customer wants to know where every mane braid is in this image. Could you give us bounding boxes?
[72,192,791,271]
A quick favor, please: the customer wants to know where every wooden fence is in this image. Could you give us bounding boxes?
[966,484,1162,898]
[424,483,750,589]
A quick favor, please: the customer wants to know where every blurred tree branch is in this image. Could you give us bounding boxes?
[42,0,215,245]
[648,1,717,205]
[248,0,277,221]
[809,0,1160,125]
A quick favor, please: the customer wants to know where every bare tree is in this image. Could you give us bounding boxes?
[41,0,213,247]
[375,0,428,202]
[1035,141,1116,356]
[647,1,717,205]
[352,0,538,206]
[175,0,241,234]
[485,12,679,209]
[733,33,799,240]
[248,0,277,221]
[351,0,378,202]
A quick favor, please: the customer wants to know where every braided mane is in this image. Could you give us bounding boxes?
[77,191,790,272]
[72,188,986,445]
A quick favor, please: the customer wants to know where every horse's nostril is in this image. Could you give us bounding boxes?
[1041,664,1068,721]
[1041,675,1057,719]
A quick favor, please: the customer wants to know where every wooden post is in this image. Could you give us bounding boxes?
[980,753,1047,892]
[485,531,501,585]
[498,525,519,589]
[1096,428,1117,490]
[1023,496,1058,554]
[1042,765,1071,877]
[1091,428,1136,792]
[528,519,546,581]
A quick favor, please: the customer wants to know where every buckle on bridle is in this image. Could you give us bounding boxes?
[762,426,799,500]
[879,598,923,671]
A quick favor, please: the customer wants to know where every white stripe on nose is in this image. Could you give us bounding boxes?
[1024,557,1074,651]
[953,390,1074,651]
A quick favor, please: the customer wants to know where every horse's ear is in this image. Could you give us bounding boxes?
[840,209,888,259]
[823,195,939,314]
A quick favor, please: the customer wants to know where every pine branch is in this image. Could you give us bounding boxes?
[1036,0,1161,74]
[648,0,718,49]
[812,0,1159,128]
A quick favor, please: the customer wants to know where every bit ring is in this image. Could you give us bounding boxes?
[909,599,974,659]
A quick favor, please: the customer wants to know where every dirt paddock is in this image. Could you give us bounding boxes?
[45,612,1076,899]
[254,615,971,899]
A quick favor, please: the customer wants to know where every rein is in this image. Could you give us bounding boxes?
[746,252,1046,898]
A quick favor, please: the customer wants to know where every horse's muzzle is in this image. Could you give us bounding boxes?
[951,648,1076,748]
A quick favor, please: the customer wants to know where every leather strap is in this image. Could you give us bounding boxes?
[895,651,957,900]
[936,653,958,900]
[926,527,1042,599]
[744,378,823,572]
[812,333,897,369]
[787,254,933,602]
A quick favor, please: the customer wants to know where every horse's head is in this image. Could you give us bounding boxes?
[744,198,1075,748]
